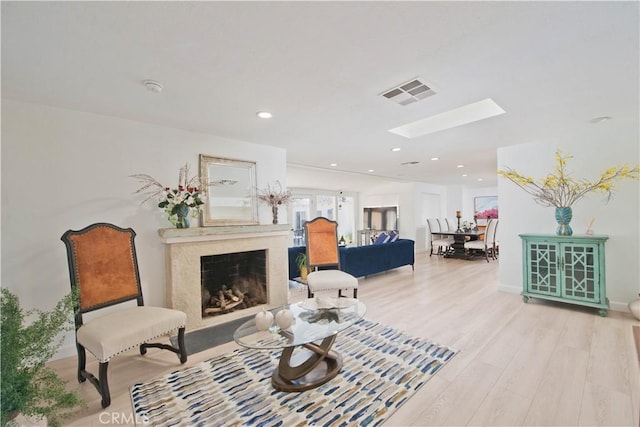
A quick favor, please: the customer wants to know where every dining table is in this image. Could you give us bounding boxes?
[437,229,485,259]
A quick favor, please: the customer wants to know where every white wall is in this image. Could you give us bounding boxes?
[412,183,448,253]
[1,100,287,358]
[287,164,405,193]
[497,140,640,311]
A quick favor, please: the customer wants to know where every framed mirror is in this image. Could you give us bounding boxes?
[199,154,258,226]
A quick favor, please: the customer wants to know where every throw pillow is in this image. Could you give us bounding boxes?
[373,232,388,245]
[387,230,399,243]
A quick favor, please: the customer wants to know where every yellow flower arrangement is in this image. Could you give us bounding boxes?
[497,149,639,208]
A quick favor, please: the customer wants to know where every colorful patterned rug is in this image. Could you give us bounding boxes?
[130,320,458,426]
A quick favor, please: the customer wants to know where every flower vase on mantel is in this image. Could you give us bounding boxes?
[555,206,573,236]
[271,205,279,224]
[174,204,190,229]
[130,163,205,230]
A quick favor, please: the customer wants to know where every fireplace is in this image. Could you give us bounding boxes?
[201,250,267,317]
[159,225,290,330]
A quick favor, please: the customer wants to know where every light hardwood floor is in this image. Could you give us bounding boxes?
[50,254,640,426]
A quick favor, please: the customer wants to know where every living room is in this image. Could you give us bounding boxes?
[2,1,639,425]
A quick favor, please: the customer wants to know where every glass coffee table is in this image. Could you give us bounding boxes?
[233,298,366,392]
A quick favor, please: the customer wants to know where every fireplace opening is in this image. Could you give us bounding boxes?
[201,250,267,317]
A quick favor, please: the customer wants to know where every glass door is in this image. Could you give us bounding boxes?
[291,196,312,246]
[288,190,358,247]
[315,195,336,219]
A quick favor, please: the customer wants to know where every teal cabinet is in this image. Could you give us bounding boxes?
[520,234,609,316]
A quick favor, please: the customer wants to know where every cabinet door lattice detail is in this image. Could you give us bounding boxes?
[527,242,559,296]
[562,244,598,301]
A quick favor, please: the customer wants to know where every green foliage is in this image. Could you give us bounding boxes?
[1,288,84,426]
[295,252,307,272]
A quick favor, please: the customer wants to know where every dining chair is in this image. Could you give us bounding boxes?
[61,223,188,408]
[444,218,456,232]
[464,218,498,262]
[427,218,453,256]
[304,217,358,298]
[492,219,500,258]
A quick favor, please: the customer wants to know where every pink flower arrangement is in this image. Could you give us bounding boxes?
[130,164,206,226]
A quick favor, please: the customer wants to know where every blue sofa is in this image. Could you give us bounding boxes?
[288,238,415,279]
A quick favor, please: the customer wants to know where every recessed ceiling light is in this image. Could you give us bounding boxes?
[143,79,163,93]
[457,164,464,168]
[368,169,375,173]
[388,98,506,139]
[330,163,338,167]
[431,157,439,161]
[256,111,272,119]
[589,116,611,124]
[461,174,468,177]
[477,178,484,182]
[391,147,401,152]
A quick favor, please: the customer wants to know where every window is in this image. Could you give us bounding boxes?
[288,189,357,247]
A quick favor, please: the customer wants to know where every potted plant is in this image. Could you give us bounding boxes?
[295,252,308,281]
[1,288,84,426]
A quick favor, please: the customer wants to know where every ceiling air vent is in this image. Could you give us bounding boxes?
[380,78,435,106]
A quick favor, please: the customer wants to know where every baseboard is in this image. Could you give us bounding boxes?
[498,283,630,314]
[610,300,631,313]
[497,283,521,294]
[53,342,77,361]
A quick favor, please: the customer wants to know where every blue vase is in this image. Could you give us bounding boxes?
[174,204,191,229]
[555,207,573,236]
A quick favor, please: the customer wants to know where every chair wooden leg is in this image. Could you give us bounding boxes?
[78,359,111,408]
[177,327,187,363]
[338,289,343,298]
[353,288,358,298]
[140,327,189,364]
[76,342,87,384]
[307,288,314,298]
[98,362,111,408]
[76,340,112,407]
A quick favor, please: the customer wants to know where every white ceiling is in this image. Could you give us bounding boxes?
[2,1,638,189]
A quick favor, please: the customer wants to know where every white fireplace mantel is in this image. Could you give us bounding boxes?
[158,224,291,243]
[160,224,291,330]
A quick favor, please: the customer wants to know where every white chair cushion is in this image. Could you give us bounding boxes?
[464,240,486,250]
[77,306,186,362]
[432,237,453,246]
[307,270,358,292]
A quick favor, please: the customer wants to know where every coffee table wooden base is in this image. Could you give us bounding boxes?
[271,334,343,392]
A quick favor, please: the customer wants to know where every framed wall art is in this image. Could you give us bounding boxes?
[474,196,499,221]
[199,154,258,226]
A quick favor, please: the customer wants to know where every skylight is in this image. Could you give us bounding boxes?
[388,98,506,139]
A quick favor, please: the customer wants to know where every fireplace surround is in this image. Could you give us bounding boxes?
[159,224,290,330]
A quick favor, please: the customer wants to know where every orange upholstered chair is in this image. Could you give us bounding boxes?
[61,223,187,408]
[304,217,358,299]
